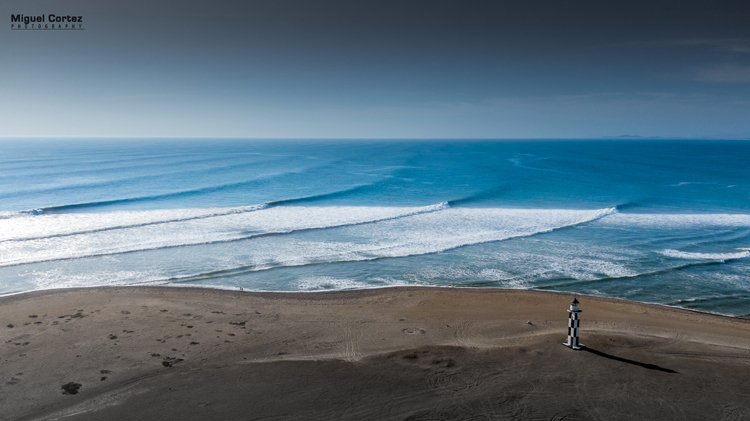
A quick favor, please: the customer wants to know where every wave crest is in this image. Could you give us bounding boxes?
[660,249,750,261]
[0,204,613,269]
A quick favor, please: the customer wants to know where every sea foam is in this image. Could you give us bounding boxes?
[660,249,750,261]
[601,213,750,228]
[0,205,613,269]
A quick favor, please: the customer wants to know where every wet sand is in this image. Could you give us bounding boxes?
[1,286,749,420]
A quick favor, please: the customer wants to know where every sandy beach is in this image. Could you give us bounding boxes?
[1,286,749,420]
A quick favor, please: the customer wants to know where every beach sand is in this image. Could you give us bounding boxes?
[1,286,749,420]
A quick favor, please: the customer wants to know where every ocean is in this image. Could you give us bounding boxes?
[1,139,748,316]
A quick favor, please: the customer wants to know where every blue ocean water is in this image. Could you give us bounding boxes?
[1,139,748,316]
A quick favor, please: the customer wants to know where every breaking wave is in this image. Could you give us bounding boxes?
[0,205,615,269]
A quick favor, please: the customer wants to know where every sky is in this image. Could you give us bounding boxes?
[2,0,750,138]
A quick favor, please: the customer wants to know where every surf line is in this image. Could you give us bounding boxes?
[0,205,618,269]
[115,208,623,284]
[0,204,270,243]
[0,201,451,244]
[0,204,456,267]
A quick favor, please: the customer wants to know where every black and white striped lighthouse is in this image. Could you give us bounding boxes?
[563,297,584,350]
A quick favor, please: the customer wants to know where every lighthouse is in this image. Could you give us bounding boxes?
[563,297,584,350]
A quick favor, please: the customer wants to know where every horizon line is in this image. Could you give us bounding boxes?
[1,136,749,141]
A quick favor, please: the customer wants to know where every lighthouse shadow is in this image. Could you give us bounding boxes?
[581,347,678,374]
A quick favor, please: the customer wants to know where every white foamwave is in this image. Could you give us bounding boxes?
[176,207,621,278]
[483,249,639,283]
[295,276,412,291]
[342,206,618,260]
[601,213,750,228]
[0,205,615,269]
[660,249,750,261]
[0,204,269,242]
[0,204,451,267]
[0,202,450,243]
[412,266,527,288]
[20,267,164,291]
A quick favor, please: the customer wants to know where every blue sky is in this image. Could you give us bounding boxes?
[2,0,749,138]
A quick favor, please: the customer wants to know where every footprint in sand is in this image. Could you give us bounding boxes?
[402,328,426,335]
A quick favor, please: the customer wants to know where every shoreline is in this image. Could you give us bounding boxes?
[2,285,749,420]
[3,284,747,320]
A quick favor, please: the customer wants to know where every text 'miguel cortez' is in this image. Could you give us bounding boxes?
[11,14,84,30]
